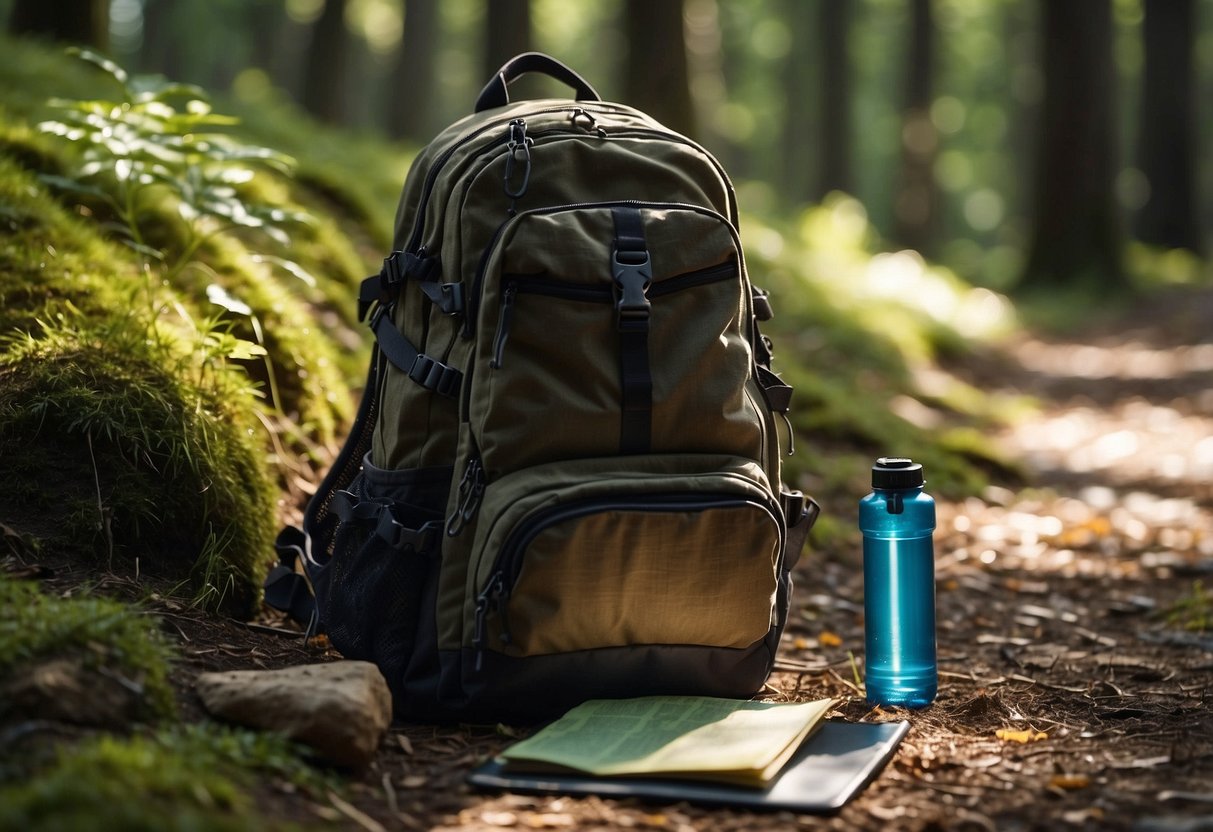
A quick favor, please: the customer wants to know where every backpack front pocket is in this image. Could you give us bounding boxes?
[469,203,766,479]
[463,455,784,667]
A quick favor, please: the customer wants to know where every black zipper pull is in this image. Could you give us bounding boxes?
[503,119,532,212]
[489,284,518,369]
[496,583,513,647]
[472,573,505,672]
[446,456,485,537]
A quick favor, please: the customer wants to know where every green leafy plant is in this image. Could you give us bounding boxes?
[37,49,312,282]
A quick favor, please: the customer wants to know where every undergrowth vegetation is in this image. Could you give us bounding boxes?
[0,41,400,608]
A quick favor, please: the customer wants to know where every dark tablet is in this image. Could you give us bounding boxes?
[468,719,910,814]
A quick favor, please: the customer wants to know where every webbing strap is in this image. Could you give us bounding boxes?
[612,207,652,455]
[371,310,462,398]
[358,251,442,321]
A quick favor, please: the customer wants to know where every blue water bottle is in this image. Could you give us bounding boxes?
[861,457,937,708]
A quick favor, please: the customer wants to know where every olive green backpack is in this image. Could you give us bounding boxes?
[267,54,819,722]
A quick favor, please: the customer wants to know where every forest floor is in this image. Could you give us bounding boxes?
[9,284,1213,831]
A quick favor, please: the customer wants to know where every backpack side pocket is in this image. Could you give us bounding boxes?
[318,455,451,692]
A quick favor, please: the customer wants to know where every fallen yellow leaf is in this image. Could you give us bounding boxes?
[1049,774,1091,790]
[793,636,811,650]
[818,631,843,647]
[996,728,1048,743]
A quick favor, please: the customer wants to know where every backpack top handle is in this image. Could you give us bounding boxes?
[475,52,602,113]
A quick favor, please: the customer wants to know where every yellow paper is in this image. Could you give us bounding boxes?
[499,696,835,788]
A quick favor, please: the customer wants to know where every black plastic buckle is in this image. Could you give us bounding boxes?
[613,249,652,327]
[375,513,442,556]
[752,288,774,322]
[420,281,465,315]
[407,354,462,398]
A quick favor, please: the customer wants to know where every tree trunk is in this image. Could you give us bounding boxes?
[483,0,531,79]
[9,0,110,51]
[891,0,937,254]
[1134,0,1203,254]
[387,0,440,142]
[301,0,352,125]
[1020,0,1124,290]
[624,0,695,138]
[818,0,853,199]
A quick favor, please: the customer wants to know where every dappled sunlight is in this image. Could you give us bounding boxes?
[1017,339,1213,380]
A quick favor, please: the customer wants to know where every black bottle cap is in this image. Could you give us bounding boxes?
[872,457,924,490]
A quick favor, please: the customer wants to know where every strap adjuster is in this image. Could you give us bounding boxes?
[375,514,442,556]
[407,354,462,398]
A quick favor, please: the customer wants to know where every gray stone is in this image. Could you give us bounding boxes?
[195,660,392,768]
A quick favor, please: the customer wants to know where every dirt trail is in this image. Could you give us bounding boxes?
[14,288,1213,831]
[386,290,1213,832]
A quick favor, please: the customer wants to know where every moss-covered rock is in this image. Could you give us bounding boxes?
[0,722,327,832]
[0,326,277,616]
[0,575,177,723]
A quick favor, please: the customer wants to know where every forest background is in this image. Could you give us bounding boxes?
[8,0,1210,291]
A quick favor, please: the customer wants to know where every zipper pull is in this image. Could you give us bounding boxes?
[502,119,532,212]
[570,107,606,138]
[489,284,518,369]
[472,573,505,672]
[446,456,485,537]
[473,594,489,672]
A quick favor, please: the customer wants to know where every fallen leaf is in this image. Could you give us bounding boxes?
[1050,774,1091,790]
[996,728,1048,743]
[1062,808,1104,824]
[818,631,843,647]
[396,734,414,755]
[481,811,518,827]
[793,636,811,650]
[525,813,575,828]
[399,775,428,789]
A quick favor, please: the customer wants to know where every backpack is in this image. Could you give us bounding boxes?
[266,53,819,723]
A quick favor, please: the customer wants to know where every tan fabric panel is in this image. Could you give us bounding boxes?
[493,502,779,655]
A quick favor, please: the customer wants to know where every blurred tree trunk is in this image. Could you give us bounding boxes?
[301,0,352,125]
[781,0,816,203]
[483,0,531,78]
[818,0,853,199]
[624,0,695,138]
[9,0,110,51]
[1134,0,1203,254]
[1021,0,1123,290]
[892,0,937,254]
[139,0,181,77]
[248,0,285,74]
[783,0,853,204]
[388,0,439,142]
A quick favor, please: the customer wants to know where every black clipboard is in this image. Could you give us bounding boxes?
[468,719,909,814]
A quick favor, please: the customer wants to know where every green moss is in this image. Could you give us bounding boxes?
[0,323,277,617]
[0,723,326,832]
[0,575,176,719]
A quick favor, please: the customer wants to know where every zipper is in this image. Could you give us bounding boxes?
[466,200,741,339]
[445,455,485,537]
[488,284,517,368]
[404,103,629,254]
[487,258,739,371]
[471,491,780,669]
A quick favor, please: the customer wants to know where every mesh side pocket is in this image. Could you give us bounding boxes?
[317,455,452,688]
